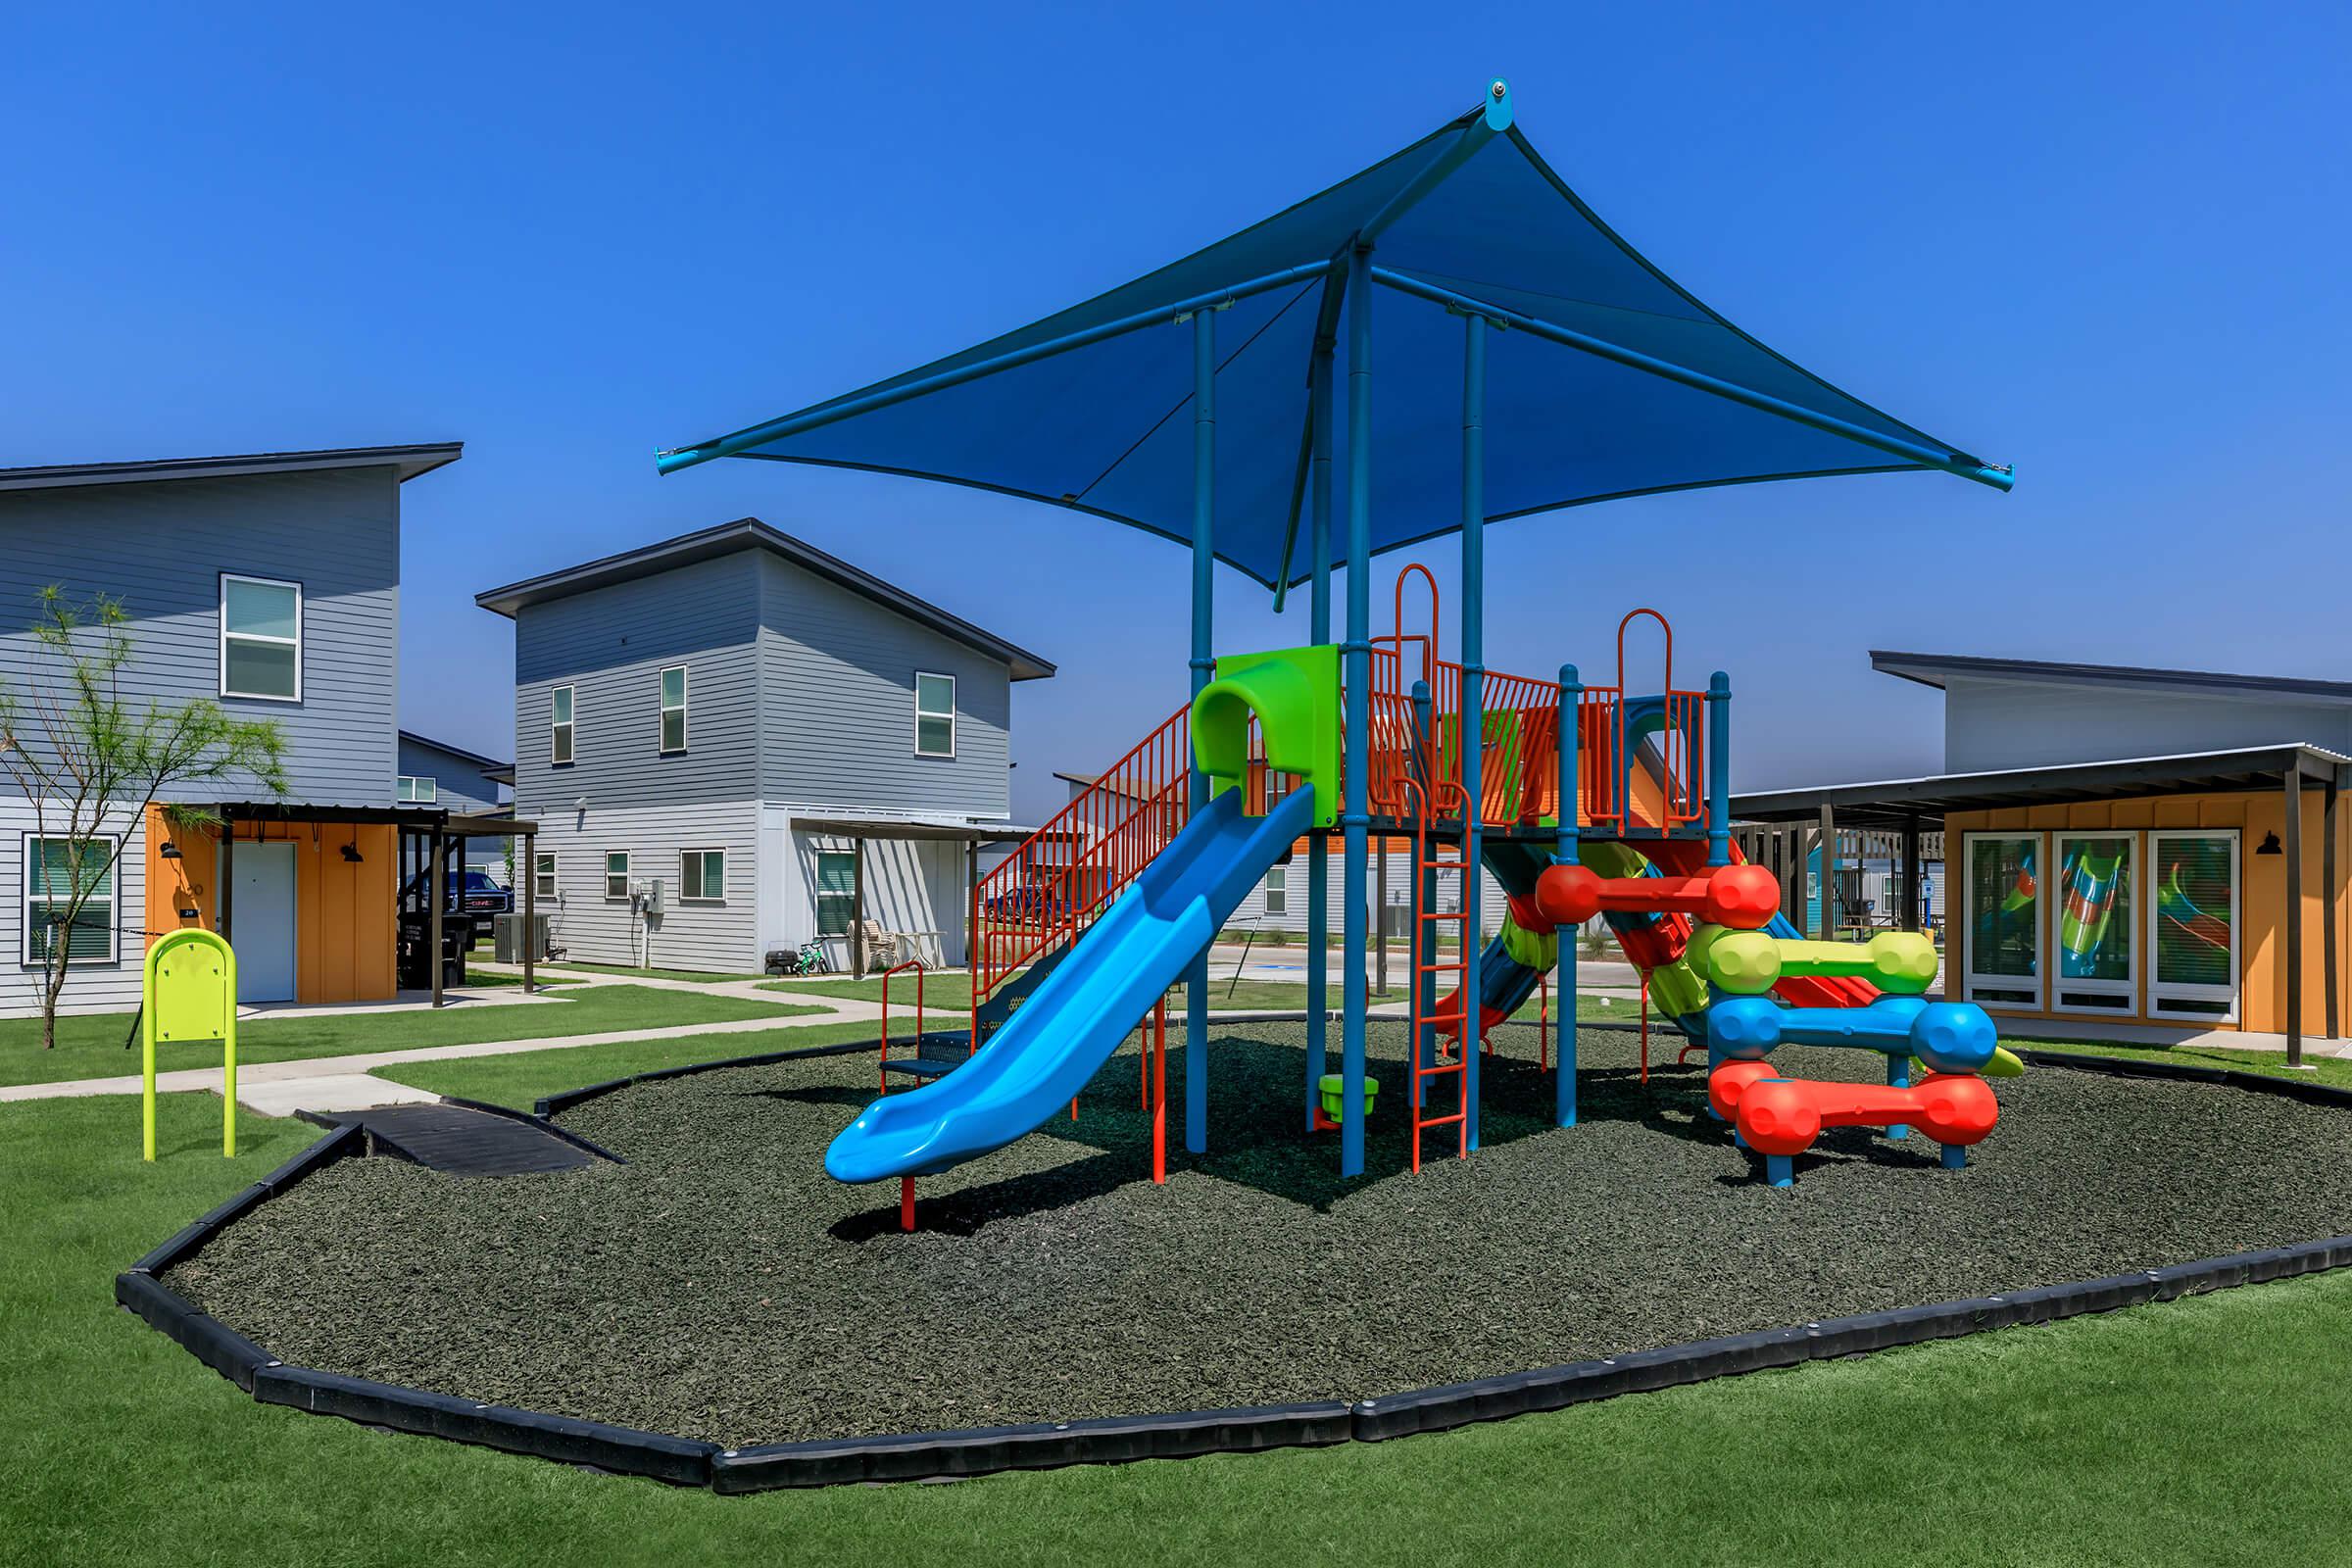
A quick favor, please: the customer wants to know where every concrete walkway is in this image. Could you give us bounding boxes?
[3,970,887,1113]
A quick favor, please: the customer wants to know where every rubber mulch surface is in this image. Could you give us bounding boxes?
[165,1024,2352,1447]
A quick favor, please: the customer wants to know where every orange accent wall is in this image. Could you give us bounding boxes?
[143,807,398,1004]
[1944,790,2350,1036]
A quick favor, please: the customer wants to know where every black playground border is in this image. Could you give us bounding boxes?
[117,1046,2352,1492]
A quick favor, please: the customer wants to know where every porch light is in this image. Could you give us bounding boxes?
[2257,832,2283,857]
[159,841,182,859]
[341,843,366,863]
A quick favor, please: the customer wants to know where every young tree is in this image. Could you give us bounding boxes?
[0,589,287,1048]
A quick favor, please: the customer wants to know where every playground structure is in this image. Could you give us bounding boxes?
[657,81,2014,1202]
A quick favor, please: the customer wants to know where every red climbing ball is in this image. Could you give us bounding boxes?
[1735,1078,1821,1156]
[1701,863,1782,930]
[1535,862,1603,926]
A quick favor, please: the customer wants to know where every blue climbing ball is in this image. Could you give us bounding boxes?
[1909,1002,1997,1074]
[1707,996,1781,1058]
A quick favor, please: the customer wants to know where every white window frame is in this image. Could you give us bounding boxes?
[397,775,438,805]
[2049,830,2139,1015]
[1263,865,1288,916]
[660,665,688,755]
[2146,828,2240,1024]
[533,851,558,900]
[679,847,726,903]
[814,849,857,938]
[604,851,631,901]
[1962,831,2044,1011]
[23,832,120,965]
[552,685,575,765]
[219,572,302,703]
[913,671,956,759]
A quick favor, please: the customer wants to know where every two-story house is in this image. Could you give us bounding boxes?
[397,730,514,869]
[0,443,464,1013]
[475,518,1053,975]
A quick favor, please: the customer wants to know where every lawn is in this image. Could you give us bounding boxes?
[0,986,826,1089]
[763,971,1643,1022]
[9,1084,2352,1563]
[371,1022,880,1109]
[543,960,770,983]
[2013,1035,2352,1091]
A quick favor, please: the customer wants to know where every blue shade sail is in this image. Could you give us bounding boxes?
[659,91,2007,589]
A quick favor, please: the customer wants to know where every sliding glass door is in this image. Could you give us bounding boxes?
[2147,829,2239,1022]
[1964,833,2042,1007]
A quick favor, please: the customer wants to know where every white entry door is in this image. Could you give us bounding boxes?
[233,842,298,1003]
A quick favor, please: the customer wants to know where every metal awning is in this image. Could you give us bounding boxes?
[1732,744,2351,828]
[208,803,537,837]
[790,812,1039,845]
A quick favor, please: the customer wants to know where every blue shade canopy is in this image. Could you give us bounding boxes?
[658,85,2009,591]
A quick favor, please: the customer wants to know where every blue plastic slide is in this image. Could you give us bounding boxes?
[825,783,1319,1183]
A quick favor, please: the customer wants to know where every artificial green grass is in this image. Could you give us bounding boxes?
[11,1088,2352,1563]
[0,987,826,1090]
[543,961,769,983]
[370,1022,880,1110]
[2013,1035,2352,1091]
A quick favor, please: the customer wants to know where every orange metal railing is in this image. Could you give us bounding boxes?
[876,958,925,1093]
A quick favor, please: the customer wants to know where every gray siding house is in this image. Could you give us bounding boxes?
[476,519,1052,974]
[0,443,460,1012]
[397,730,514,868]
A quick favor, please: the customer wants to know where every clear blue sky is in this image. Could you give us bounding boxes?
[7,2,2347,824]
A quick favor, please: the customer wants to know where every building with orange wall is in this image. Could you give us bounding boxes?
[0,444,481,1014]
[1733,652,2352,1055]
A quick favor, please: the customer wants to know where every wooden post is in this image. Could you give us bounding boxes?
[429,823,447,1008]
[2286,766,2304,1066]
[2326,774,2340,1042]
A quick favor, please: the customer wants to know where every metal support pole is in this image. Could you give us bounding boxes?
[429,824,447,1008]
[1816,804,1837,941]
[1556,663,1581,1127]
[1305,321,1335,1130]
[521,830,537,994]
[1901,814,1924,934]
[2285,765,2304,1068]
[1411,679,1436,1106]
[1459,310,1486,1150]
[1340,241,1373,1178]
[1705,672,1731,867]
[1375,842,1389,995]
[852,836,866,978]
[1186,304,1216,1153]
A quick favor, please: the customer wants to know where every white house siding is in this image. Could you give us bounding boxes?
[0,799,150,1015]
[1942,675,2352,774]
[784,825,970,971]
[530,800,760,973]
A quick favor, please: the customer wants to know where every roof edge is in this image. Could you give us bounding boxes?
[0,442,464,494]
[1871,649,2352,704]
[474,517,1055,681]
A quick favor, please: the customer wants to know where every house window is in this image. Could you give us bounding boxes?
[397,775,437,804]
[552,686,574,764]
[660,666,688,754]
[815,851,856,937]
[24,834,118,964]
[2052,832,2136,1014]
[914,672,956,758]
[220,574,301,701]
[533,852,557,900]
[2148,829,2238,1022]
[680,849,725,902]
[604,851,630,901]
[1963,832,2041,1008]
[1263,866,1288,915]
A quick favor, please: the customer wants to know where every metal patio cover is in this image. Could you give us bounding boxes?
[657,85,2009,590]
